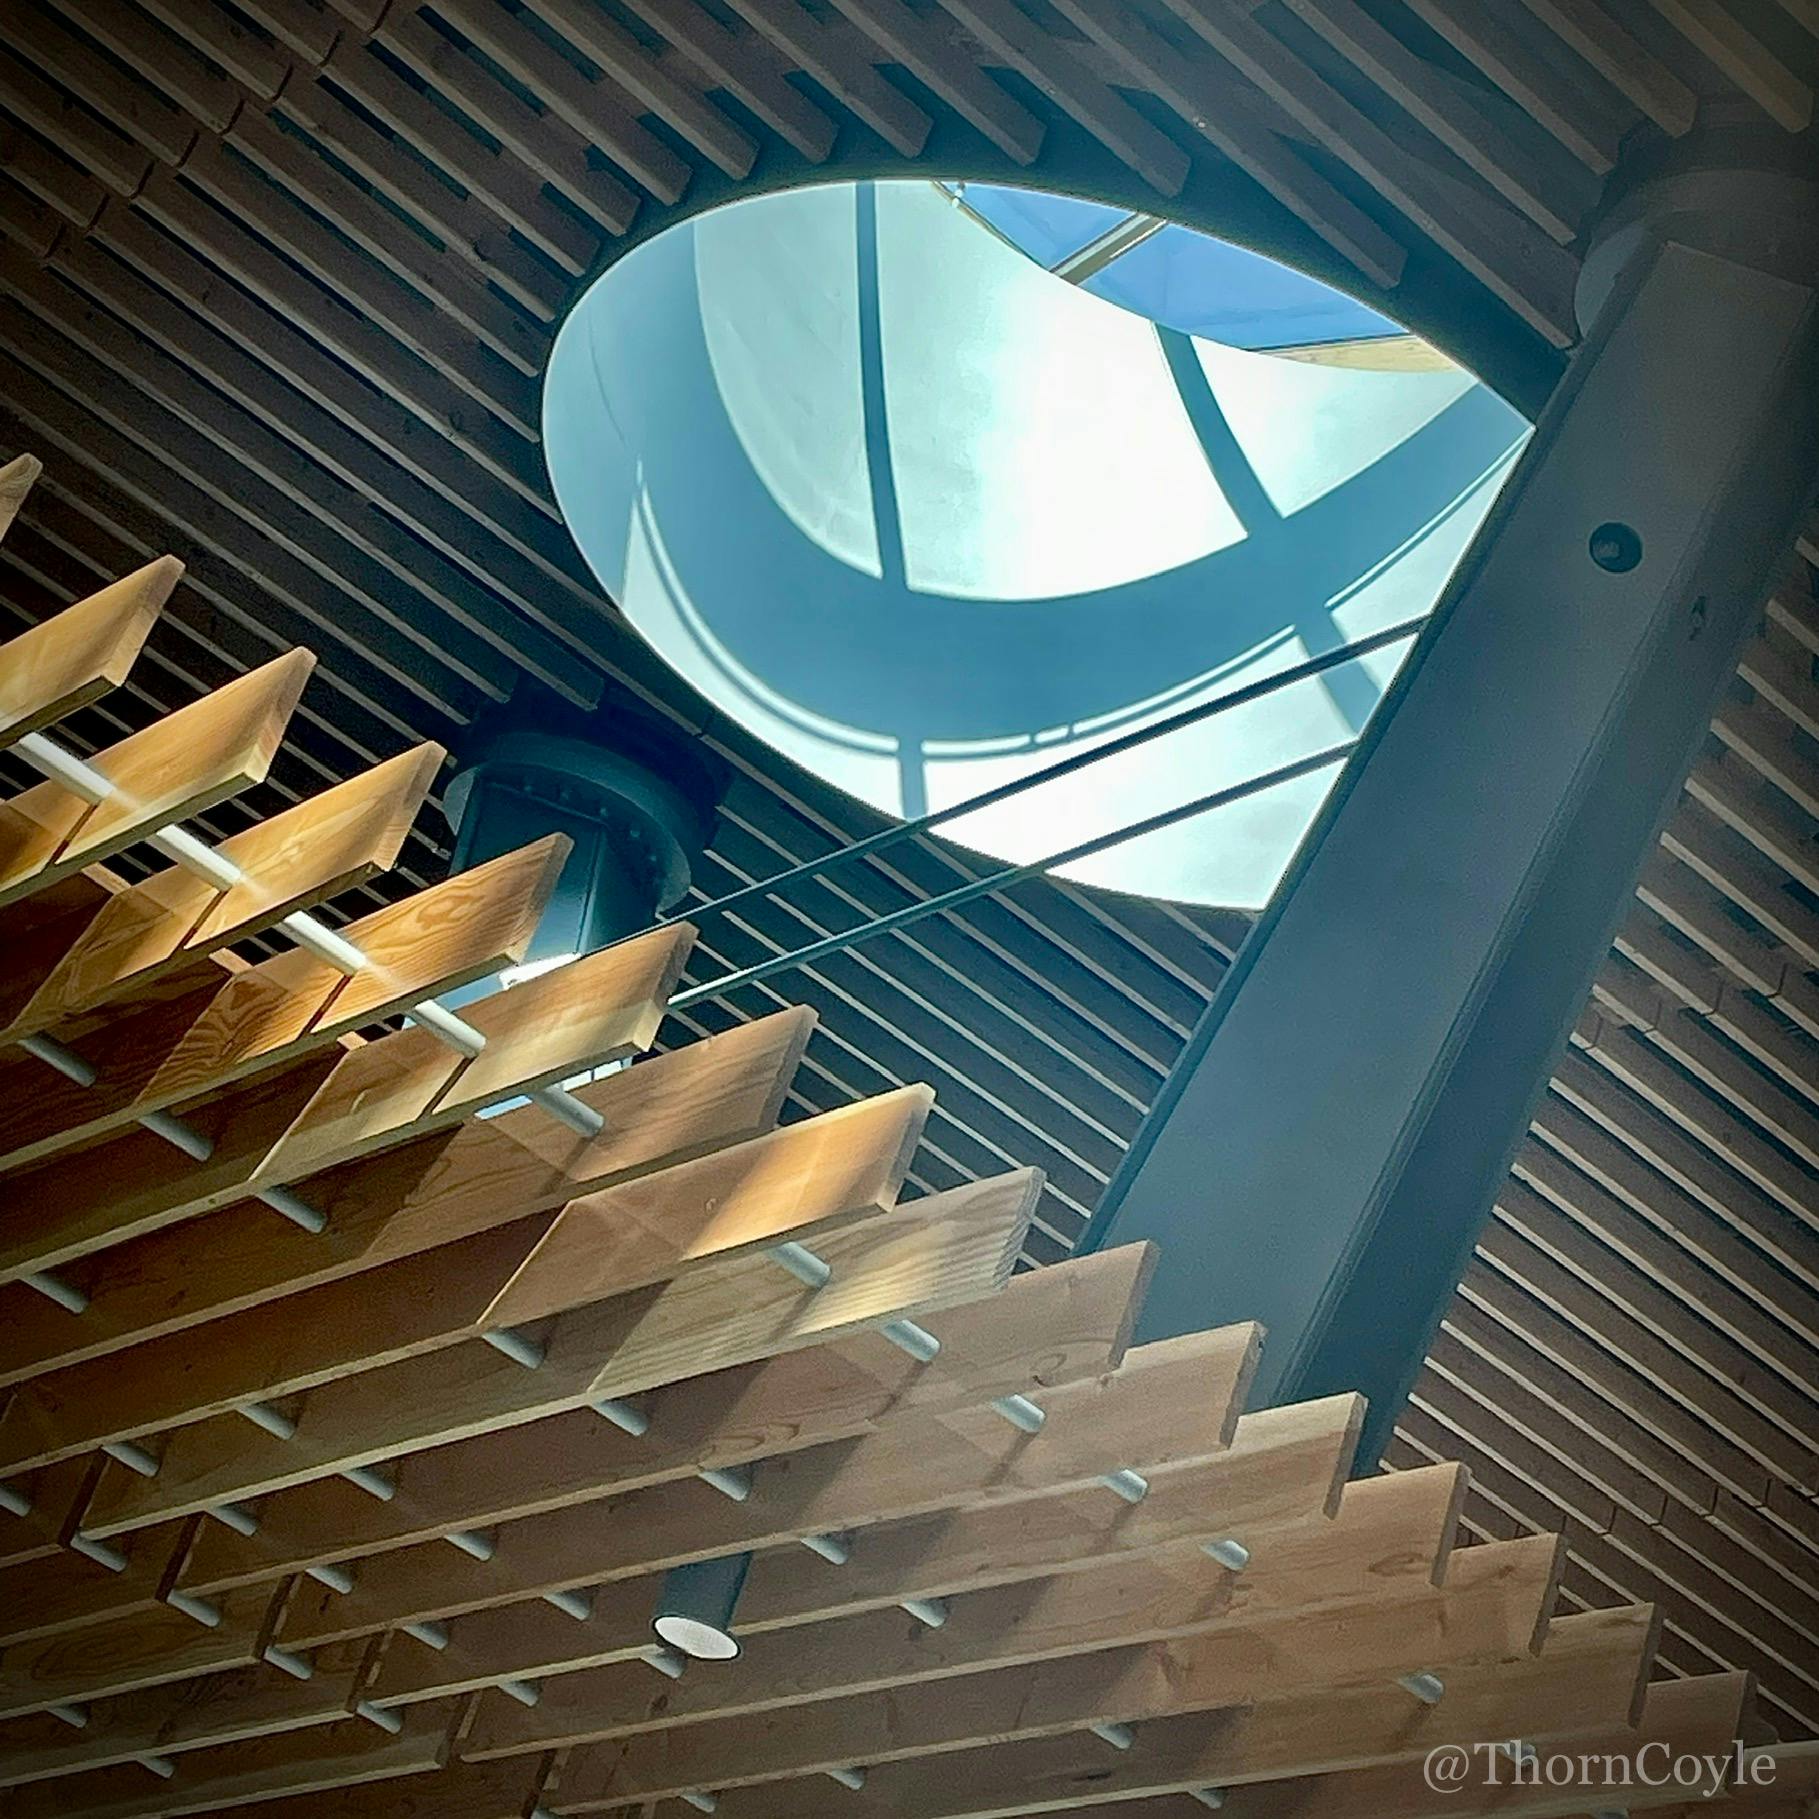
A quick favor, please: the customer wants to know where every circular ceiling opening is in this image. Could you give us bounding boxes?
[544,179,1530,909]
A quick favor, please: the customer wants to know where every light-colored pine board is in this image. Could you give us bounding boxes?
[0,743,443,1045]
[0,923,704,1295]
[175,1243,1159,1596]
[0,996,794,1383]
[0,1703,453,1819]
[287,1326,1262,1655]
[551,1535,1563,1810]
[633,1606,1658,1819]
[426,1453,1464,1742]
[0,547,170,749]
[78,1171,1042,1536]
[0,448,42,541]
[0,1084,934,1470]
[0,648,313,908]
[0,833,569,1173]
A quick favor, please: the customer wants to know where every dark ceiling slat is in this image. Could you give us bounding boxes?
[0,266,533,714]
[377,8,642,233]
[621,0,840,163]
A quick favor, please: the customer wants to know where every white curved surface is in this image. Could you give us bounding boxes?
[546,180,1529,907]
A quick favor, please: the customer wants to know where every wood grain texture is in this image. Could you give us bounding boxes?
[0,647,313,908]
[0,993,788,1389]
[0,742,443,1044]
[78,1170,1042,1536]
[0,1081,932,1470]
[0,832,568,1171]
[0,545,170,748]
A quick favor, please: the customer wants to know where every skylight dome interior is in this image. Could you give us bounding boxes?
[544,179,1530,909]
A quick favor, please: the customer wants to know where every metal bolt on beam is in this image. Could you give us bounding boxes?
[1098,1469,1149,1503]
[167,1590,222,1628]
[1189,1791,1226,1810]
[800,1531,851,1565]
[256,1185,327,1233]
[136,1754,178,1779]
[990,1394,1046,1434]
[1202,1538,1250,1571]
[402,1620,449,1650]
[444,1530,496,1561]
[878,1318,940,1362]
[102,1438,160,1478]
[208,1502,259,1537]
[826,1767,867,1790]
[341,1463,395,1501]
[592,1397,651,1436]
[697,1464,753,1502]
[262,1644,313,1680]
[307,1561,355,1593]
[643,1646,687,1680]
[356,1701,403,1733]
[239,1401,297,1440]
[71,1532,129,1573]
[899,1596,948,1628]
[543,1587,594,1620]
[48,1703,88,1729]
[498,1677,541,1707]
[23,1270,88,1313]
[483,1326,546,1369]
[681,1793,718,1813]
[0,1479,31,1517]
[1090,1722,1135,1750]
[767,1241,832,1289]
[1399,1671,1445,1705]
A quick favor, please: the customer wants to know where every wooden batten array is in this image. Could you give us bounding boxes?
[0,463,1791,1816]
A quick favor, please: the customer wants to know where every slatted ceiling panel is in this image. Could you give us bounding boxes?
[0,604,1720,1811]
[1392,569,1819,1746]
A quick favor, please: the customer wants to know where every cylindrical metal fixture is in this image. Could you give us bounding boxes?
[652,1552,752,1660]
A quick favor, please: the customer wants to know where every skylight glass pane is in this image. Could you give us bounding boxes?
[952,182,1130,268]
[1083,224,1400,349]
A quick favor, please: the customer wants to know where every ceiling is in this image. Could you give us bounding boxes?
[0,0,1816,1756]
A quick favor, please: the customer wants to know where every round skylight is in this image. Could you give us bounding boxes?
[544,180,1529,909]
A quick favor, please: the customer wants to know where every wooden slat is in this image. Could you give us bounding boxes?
[0,1583,281,1718]
[0,1643,376,1791]
[721,0,933,155]
[288,1327,1262,1657]
[0,922,701,1295]
[936,0,1190,195]
[551,1536,1561,1810]
[1513,0,1698,135]
[1199,1671,1754,1819]
[625,0,838,162]
[1397,0,1630,173]
[0,1706,453,1819]
[525,0,762,177]
[823,0,1045,162]
[175,1243,1160,1595]
[0,447,42,540]
[461,1408,1393,1757]
[1044,0,1406,286]
[0,832,569,1173]
[0,1256,1164,1774]
[0,646,312,908]
[77,1171,1042,1536]
[1150,0,1579,344]
[1279,0,1594,242]
[585,1606,1658,1819]
[0,742,443,1044]
[1641,0,1814,130]
[0,1085,935,1471]
[0,550,170,749]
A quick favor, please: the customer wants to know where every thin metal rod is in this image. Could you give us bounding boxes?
[24,1270,87,1314]
[878,1319,940,1362]
[767,1240,832,1289]
[646,625,1415,943]
[670,745,1356,1013]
